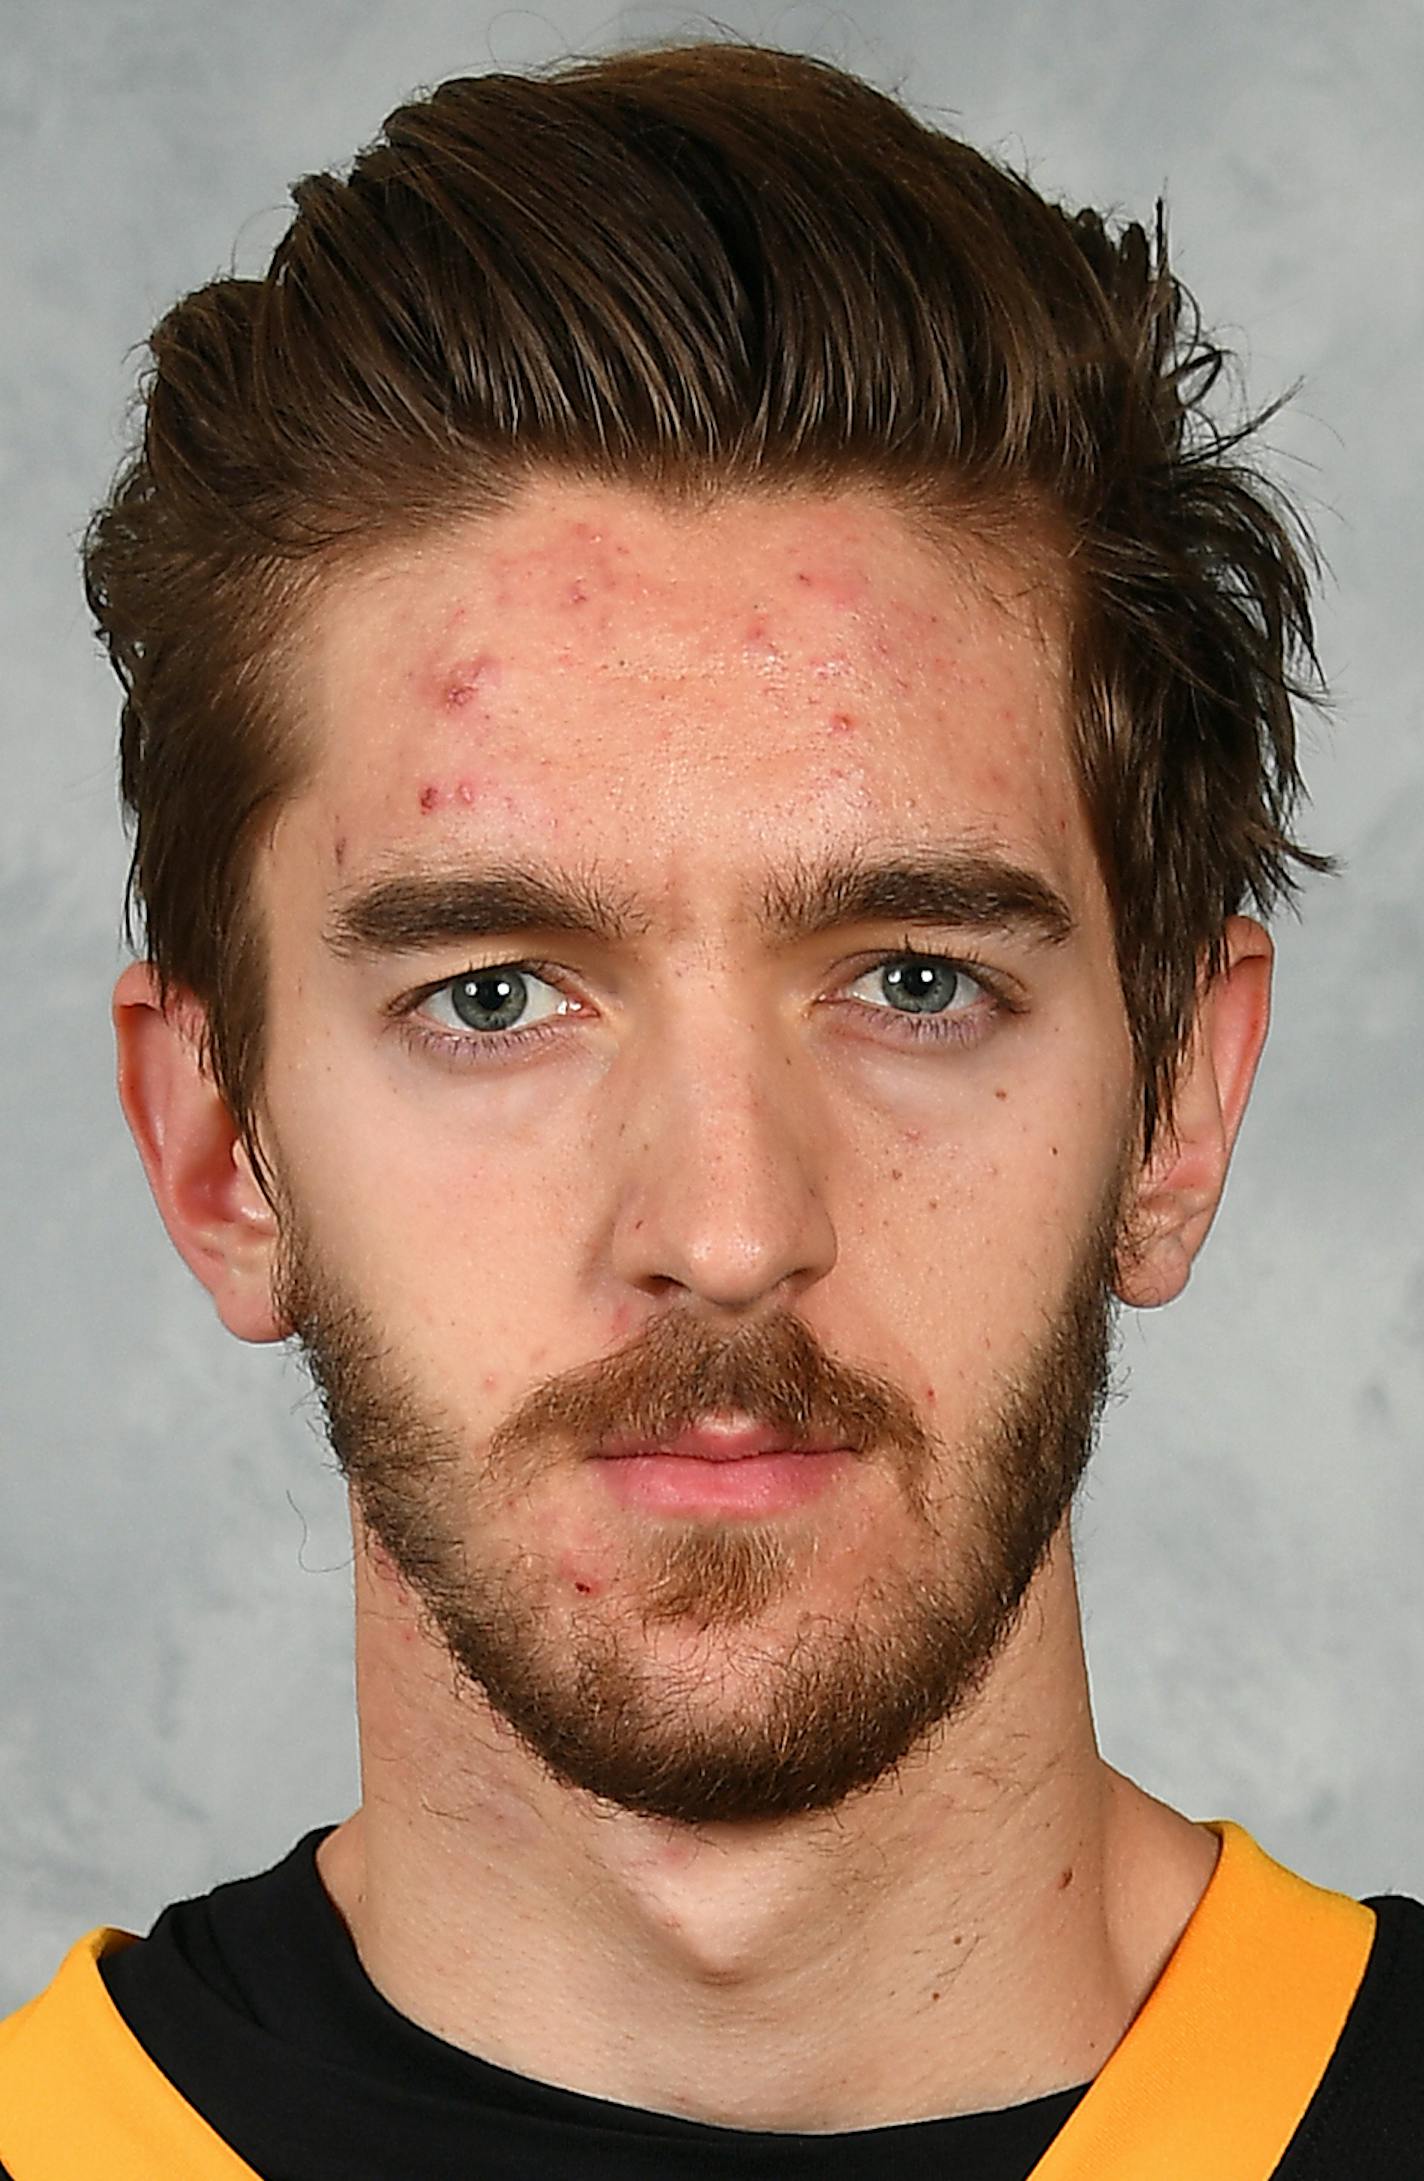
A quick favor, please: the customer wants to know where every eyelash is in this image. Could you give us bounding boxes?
[391,947,1019,1069]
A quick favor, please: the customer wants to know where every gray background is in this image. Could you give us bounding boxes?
[2,0,1420,2005]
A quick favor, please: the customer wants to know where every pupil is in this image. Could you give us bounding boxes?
[451,970,527,1032]
[882,959,960,1014]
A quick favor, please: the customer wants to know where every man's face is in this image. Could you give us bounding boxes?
[255,479,1140,1823]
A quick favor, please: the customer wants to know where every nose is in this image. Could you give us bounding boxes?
[604,996,838,1314]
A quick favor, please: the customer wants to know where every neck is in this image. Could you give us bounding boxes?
[316,1524,1218,2132]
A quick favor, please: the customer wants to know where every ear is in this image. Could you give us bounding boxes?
[1116,916,1273,1310]
[113,960,287,1343]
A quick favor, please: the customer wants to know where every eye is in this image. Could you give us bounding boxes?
[421,966,570,1037]
[844,955,990,1019]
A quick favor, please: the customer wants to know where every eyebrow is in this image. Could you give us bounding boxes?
[324,847,1074,960]
[760,851,1075,947]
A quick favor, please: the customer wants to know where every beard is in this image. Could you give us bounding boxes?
[276,1192,1123,1828]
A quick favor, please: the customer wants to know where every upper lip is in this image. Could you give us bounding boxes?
[596,1422,843,1463]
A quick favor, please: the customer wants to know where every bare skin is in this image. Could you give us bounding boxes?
[115,477,1270,2131]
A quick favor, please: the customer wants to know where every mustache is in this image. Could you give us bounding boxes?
[487,1307,935,1477]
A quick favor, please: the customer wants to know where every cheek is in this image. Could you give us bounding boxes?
[266,1042,585,1346]
[829,1048,1129,1345]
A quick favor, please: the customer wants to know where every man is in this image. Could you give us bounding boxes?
[1,37,1418,2179]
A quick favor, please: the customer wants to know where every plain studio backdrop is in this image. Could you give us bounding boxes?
[2,0,1421,2006]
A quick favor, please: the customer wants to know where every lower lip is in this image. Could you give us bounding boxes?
[594,1449,852,1517]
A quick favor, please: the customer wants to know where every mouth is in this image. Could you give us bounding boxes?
[592,1419,854,1516]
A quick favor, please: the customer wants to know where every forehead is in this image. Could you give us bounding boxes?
[285,477,1088,906]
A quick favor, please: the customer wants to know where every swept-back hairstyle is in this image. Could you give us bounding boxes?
[86,40,1326,1165]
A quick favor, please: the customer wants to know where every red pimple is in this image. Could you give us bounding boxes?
[566,579,588,607]
[455,779,479,806]
[828,710,856,735]
[441,652,500,710]
[558,1551,605,1600]
[418,783,440,814]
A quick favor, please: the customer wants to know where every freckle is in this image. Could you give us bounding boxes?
[952,1933,963,1947]
[930,1989,941,2003]
[333,834,347,867]
[418,783,440,813]
[1058,1866,1074,1890]
[828,711,856,735]
[994,1087,1008,1102]
[889,1167,903,1182]
[927,1198,939,1211]
[1050,1144,1060,1158]
[796,569,813,585]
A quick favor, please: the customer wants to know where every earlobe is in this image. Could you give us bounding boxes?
[1115,916,1273,1310]
[113,960,287,1344]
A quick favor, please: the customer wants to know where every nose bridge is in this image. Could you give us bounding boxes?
[606,971,838,1308]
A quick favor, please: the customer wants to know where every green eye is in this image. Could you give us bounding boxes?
[423,966,568,1036]
[849,957,984,1016]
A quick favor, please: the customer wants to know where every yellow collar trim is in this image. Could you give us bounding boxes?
[1028,1819,1375,2179]
[0,1922,257,2178]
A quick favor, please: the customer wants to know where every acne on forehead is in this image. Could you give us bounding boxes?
[482,518,638,618]
[303,484,1083,889]
[436,653,502,711]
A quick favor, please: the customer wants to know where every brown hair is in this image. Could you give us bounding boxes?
[86,40,1327,1168]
